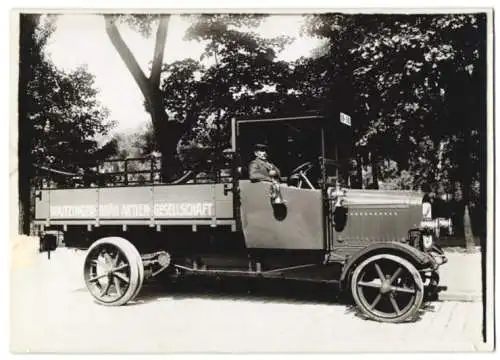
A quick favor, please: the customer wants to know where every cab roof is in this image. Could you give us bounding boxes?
[235,110,326,124]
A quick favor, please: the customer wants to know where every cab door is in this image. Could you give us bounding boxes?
[239,181,324,250]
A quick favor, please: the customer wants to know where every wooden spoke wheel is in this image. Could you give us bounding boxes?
[83,237,144,306]
[350,254,424,323]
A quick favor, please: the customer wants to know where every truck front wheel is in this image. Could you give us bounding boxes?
[350,254,424,323]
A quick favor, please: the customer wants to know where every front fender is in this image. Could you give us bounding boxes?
[339,242,436,291]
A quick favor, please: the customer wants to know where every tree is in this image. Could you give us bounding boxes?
[18,14,114,234]
[155,14,295,172]
[433,14,487,248]
[19,14,46,234]
[302,13,487,241]
[103,14,184,181]
[32,64,115,180]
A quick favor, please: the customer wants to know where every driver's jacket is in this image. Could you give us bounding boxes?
[249,158,281,182]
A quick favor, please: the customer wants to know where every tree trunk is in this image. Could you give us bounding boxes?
[104,17,152,101]
[463,204,475,252]
[397,151,409,171]
[460,127,476,251]
[355,153,363,189]
[18,14,38,235]
[152,107,185,181]
[18,121,33,234]
[370,151,379,189]
[475,21,487,247]
[105,15,187,182]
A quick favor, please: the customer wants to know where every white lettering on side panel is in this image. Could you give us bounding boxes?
[121,204,151,217]
[99,204,120,217]
[49,202,215,218]
[50,205,96,218]
[153,203,214,217]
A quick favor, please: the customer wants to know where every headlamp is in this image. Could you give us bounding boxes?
[420,218,453,237]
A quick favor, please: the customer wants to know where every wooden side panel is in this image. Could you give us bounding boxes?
[34,190,51,220]
[213,184,234,219]
[34,184,235,223]
[46,188,99,218]
[153,185,214,219]
[99,187,152,219]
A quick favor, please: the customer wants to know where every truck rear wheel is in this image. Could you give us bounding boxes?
[83,237,144,306]
[350,254,424,323]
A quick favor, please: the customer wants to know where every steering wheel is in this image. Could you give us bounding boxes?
[287,161,315,189]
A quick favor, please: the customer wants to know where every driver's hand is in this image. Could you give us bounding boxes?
[269,170,277,177]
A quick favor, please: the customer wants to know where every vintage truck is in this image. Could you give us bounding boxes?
[33,111,451,323]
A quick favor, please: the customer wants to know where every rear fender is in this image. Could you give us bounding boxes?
[339,242,435,291]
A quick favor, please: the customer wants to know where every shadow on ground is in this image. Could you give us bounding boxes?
[344,300,438,323]
[133,275,345,307]
[127,275,435,323]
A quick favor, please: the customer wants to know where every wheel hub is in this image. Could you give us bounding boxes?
[380,281,392,294]
[101,260,114,275]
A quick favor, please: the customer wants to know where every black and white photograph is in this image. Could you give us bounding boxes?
[8,4,495,354]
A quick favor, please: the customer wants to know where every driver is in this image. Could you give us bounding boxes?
[249,144,281,182]
[249,144,284,204]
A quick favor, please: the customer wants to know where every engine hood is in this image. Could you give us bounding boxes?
[342,189,423,206]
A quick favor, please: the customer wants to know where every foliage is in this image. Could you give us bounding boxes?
[24,18,115,178]
[302,13,486,192]
[108,13,485,201]
[18,14,115,232]
[109,14,162,37]
[150,14,296,172]
[18,12,486,240]
[31,64,115,176]
[117,13,486,225]
[109,123,158,159]
[300,13,486,240]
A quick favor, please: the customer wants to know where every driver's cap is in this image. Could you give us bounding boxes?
[254,143,268,151]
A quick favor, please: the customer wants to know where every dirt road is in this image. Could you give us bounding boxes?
[10,246,488,353]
